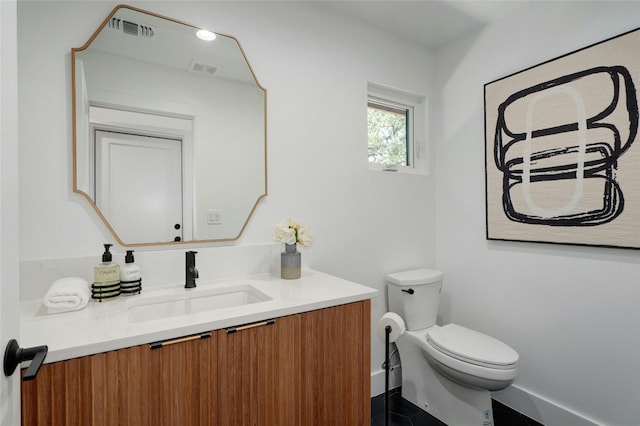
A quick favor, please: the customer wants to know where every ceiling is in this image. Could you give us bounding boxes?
[322,1,526,49]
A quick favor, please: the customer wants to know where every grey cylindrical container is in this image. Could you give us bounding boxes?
[281,243,301,279]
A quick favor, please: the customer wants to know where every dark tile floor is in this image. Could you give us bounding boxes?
[371,388,544,426]
[371,388,445,426]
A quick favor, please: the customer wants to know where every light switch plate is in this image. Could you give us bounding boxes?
[207,209,221,225]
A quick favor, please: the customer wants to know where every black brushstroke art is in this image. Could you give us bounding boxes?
[493,66,638,227]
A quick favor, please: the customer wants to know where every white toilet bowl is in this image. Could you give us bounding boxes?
[424,324,518,391]
[396,325,518,426]
[386,269,519,426]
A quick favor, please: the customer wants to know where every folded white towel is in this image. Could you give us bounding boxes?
[43,277,90,314]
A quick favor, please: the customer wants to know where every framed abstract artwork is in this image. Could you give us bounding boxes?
[485,28,640,249]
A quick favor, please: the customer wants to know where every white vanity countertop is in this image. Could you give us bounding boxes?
[20,269,378,363]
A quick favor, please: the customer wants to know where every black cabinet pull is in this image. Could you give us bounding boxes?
[149,332,211,349]
[226,319,276,334]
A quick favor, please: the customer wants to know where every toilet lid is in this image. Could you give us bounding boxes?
[426,324,519,369]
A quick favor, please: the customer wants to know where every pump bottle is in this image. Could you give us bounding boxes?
[120,250,142,295]
[92,243,120,300]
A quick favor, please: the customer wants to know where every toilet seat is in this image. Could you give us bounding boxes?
[426,324,519,370]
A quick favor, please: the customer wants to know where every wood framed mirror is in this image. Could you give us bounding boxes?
[72,4,267,246]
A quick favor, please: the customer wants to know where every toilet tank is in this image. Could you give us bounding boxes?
[386,269,444,331]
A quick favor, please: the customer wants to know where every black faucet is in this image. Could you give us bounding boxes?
[185,251,199,289]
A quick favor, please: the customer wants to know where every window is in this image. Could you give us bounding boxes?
[367,99,413,166]
[367,82,427,174]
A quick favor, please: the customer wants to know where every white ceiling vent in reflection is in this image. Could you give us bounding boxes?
[189,61,219,76]
[108,18,156,38]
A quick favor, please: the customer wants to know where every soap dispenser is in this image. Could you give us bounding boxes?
[120,250,142,295]
[92,243,121,301]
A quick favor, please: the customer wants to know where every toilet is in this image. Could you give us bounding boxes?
[387,269,518,426]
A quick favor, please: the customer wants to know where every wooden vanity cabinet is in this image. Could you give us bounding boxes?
[216,300,371,425]
[21,300,371,426]
[299,299,371,425]
[21,333,217,426]
[217,314,302,425]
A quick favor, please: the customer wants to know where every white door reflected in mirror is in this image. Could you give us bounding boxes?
[95,130,184,243]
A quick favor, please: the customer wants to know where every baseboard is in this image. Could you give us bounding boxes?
[370,367,401,397]
[493,384,602,426]
[371,372,603,425]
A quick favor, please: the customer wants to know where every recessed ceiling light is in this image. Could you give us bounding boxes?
[196,29,216,41]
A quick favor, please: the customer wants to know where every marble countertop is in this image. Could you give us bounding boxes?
[20,269,378,364]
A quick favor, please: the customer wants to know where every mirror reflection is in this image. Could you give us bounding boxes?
[72,5,267,246]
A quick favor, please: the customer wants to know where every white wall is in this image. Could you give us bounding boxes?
[17,0,436,400]
[434,2,640,425]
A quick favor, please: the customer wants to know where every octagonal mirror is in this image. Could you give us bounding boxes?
[72,4,267,246]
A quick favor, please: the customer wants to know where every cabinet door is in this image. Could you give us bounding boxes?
[217,301,371,425]
[147,332,217,426]
[21,332,217,426]
[300,300,371,425]
[217,315,301,425]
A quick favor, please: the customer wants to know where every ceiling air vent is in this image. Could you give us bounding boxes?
[108,18,156,38]
[189,61,219,77]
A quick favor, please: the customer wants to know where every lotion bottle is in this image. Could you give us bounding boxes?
[120,250,142,295]
[92,243,120,301]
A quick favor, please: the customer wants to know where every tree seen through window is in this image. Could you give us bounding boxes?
[367,101,409,166]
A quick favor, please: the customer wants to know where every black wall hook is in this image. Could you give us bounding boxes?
[3,339,48,381]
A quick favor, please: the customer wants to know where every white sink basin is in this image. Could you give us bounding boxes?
[126,284,271,323]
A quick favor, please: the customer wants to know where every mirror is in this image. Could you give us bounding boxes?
[72,5,267,246]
